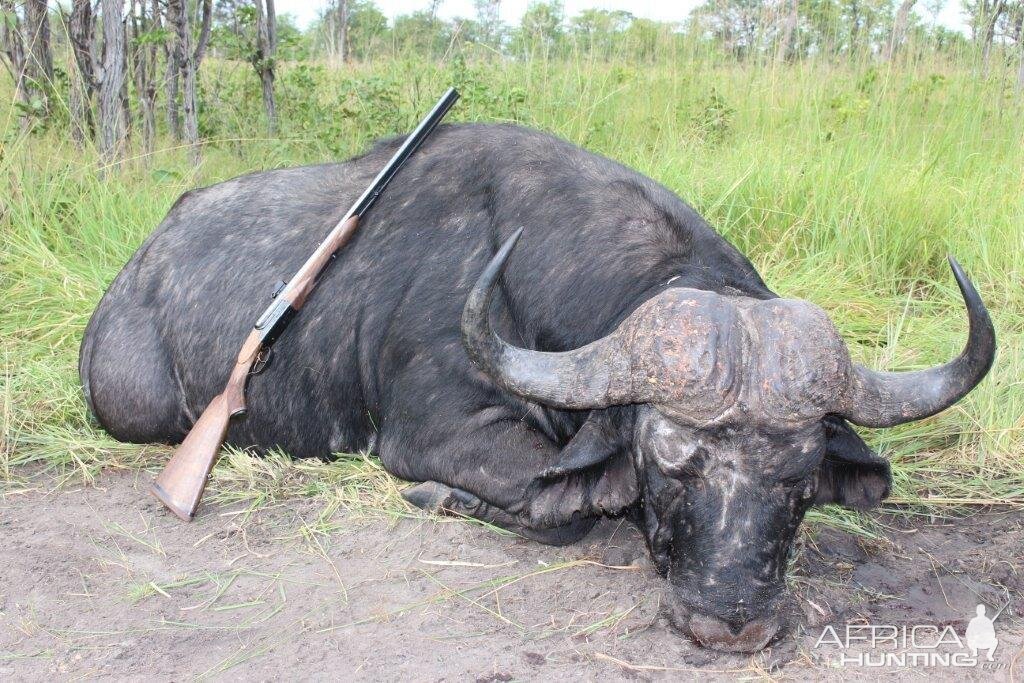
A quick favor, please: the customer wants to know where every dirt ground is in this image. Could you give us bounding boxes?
[2,472,1022,681]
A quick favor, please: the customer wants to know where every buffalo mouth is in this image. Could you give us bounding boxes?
[668,597,785,653]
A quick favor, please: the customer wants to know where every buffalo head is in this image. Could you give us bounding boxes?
[461,228,995,652]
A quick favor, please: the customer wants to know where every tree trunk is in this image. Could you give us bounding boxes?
[336,0,348,62]
[254,0,278,134]
[120,19,132,142]
[260,67,276,133]
[194,0,212,65]
[1018,35,1024,91]
[981,0,1007,66]
[775,0,799,63]
[165,58,180,139]
[130,0,158,157]
[25,0,53,112]
[181,47,200,166]
[99,0,127,169]
[185,0,212,165]
[167,0,200,164]
[0,0,31,126]
[849,0,862,55]
[164,0,182,140]
[884,0,917,60]
[69,65,89,145]
[68,0,97,146]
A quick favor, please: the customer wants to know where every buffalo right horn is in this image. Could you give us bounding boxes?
[838,257,996,428]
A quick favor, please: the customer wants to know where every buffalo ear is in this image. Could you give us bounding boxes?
[533,410,637,519]
[814,416,891,510]
[539,412,621,480]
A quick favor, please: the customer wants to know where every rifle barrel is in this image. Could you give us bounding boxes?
[348,87,460,221]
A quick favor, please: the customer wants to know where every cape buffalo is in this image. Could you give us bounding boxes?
[80,123,995,652]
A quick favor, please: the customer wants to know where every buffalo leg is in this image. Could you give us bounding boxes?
[376,363,631,543]
[79,303,188,443]
[378,393,595,534]
[402,481,596,546]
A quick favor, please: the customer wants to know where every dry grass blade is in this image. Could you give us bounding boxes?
[592,651,756,675]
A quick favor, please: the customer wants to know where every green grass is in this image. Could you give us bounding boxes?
[2,55,1023,521]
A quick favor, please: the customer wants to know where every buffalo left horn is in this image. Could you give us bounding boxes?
[461,228,640,409]
[837,256,996,428]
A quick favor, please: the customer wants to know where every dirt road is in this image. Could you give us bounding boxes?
[2,473,1021,680]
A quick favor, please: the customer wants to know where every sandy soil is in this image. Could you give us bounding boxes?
[1,472,1022,681]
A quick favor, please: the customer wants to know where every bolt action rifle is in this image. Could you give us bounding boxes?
[151,88,460,521]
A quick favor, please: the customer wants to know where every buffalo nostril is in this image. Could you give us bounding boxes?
[686,613,780,653]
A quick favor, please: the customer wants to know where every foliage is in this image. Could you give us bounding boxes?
[512,1,565,56]
[272,0,1024,69]
[210,6,307,62]
[691,88,736,141]
[306,0,391,60]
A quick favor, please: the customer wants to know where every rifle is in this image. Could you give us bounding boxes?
[151,88,460,521]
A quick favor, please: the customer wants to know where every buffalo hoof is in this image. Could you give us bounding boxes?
[402,481,455,512]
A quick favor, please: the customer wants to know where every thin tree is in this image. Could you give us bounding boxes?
[164,0,182,140]
[166,0,211,164]
[25,0,53,112]
[99,0,127,168]
[252,0,278,134]
[336,0,349,61]
[120,18,132,142]
[129,0,160,155]
[195,0,213,64]
[976,0,1008,65]
[191,0,212,161]
[1018,26,1024,90]
[775,0,799,63]
[66,0,98,145]
[0,0,31,122]
[474,0,502,48]
[884,0,918,60]
[173,0,196,159]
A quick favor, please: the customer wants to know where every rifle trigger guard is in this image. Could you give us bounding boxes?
[251,347,273,375]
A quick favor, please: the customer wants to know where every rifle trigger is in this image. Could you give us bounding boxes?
[271,280,287,299]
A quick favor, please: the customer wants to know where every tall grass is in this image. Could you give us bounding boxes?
[2,55,1023,511]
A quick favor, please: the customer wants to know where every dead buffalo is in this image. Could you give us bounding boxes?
[79,123,995,652]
